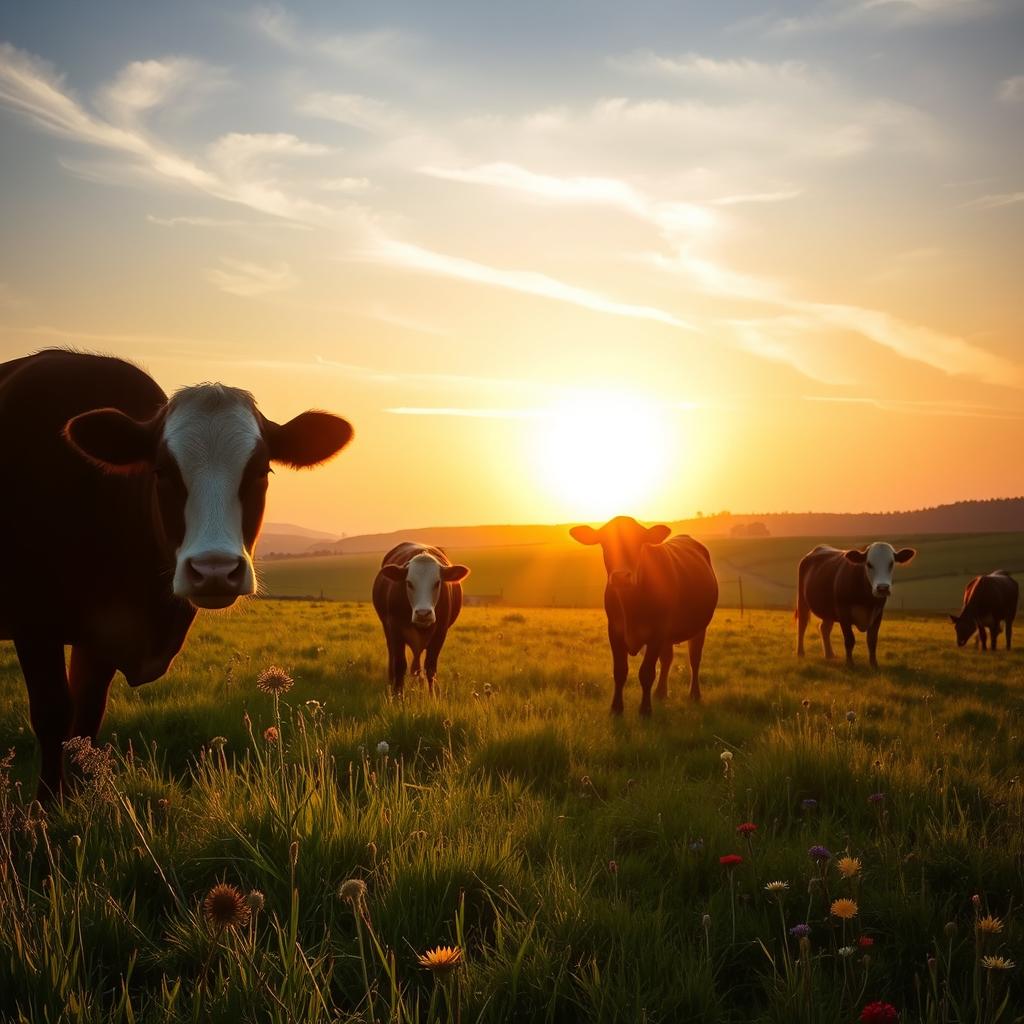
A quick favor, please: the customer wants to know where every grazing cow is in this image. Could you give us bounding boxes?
[372,543,470,696]
[570,516,718,715]
[950,571,1018,649]
[0,350,353,798]
[796,542,916,668]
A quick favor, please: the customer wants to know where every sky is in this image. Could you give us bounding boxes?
[0,0,1021,536]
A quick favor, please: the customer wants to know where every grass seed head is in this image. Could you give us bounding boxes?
[203,883,251,930]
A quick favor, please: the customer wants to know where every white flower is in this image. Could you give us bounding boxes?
[838,945,856,957]
[720,750,734,762]
[376,740,390,756]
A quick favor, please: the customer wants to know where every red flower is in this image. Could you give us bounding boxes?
[736,822,758,835]
[860,1001,898,1024]
[858,935,875,949]
[719,854,744,867]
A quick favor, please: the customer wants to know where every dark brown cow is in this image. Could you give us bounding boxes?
[796,542,916,667]
[372,542,469,696]
[570,516,718,715]
[0,350,353,797]
[950,571,1018,649]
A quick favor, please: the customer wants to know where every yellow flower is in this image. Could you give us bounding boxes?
[764,881,790,895]
[981,955,1015,971]
[202,883,251,930]
[976,914,1004,935]
[836,856,862,879]
[830,898,858,920]
[417,945,464,978]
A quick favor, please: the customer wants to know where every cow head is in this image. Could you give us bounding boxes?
[844,542,916,599]
[569,516,671,577]
[948,613,977,647]
[64,384,353,609]
[381,552,470,627]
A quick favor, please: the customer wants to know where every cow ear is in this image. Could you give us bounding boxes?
[441,564,470,583]
[381,564,407,582]
[844,548,867,564]
[645,524,671,545]
[64,408,155,474]
[894,547,916,564]
[570,525,601,545]
[266,412,353,469]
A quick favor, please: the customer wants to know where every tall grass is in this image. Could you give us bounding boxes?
[0,603,1022,1022]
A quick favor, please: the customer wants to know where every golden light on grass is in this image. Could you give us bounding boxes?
[257,666,294,695]
[417,945,464,978]
[830,898,858,920]
[202,883,251,930]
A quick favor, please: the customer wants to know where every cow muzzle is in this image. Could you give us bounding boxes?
[412,608,436,627]
[873,583,891,598]
[179,551,253,609]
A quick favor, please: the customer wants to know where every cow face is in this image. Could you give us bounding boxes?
[381,553,470,627]
[570,516,671,577]
[64,385,353,609]
[948,614,977,647]
[844,542,916,599]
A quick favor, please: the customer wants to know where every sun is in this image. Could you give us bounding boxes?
[534,390,671,521]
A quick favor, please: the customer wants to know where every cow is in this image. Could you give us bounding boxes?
[570,516,718,716]
[796,542,916,668]
[950,571,1018,649]
[372,542,470,697]
[0,349,353,798]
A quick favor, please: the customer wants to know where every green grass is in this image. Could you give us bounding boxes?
[2,601,1024,1022]
[258,532,1024,611]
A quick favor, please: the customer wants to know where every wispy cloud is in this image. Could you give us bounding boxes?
[803,395,1024,419]
[761,0,998,35]
[963,190,1024,209]
[204,257,298,297]
[710,189,803,206]
[609,51,817,88]
[146,213,311,230]
[998,74,1024,102]
[299,91,411,134]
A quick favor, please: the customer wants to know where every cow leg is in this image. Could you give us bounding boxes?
[839,621,856,665]
[820,619,836,660]
[978,626,988,651]
[654,641,673,701]
[69,646,116,742]
[16,635,72,802]
[1006,618,1013,650]
[687,630,706,702]
[609,628,628,716]
[410,650,423,679]
[866,620,881,670]
[637,644,660,717]
[423,633,446,697]
[796,596,810,657]
[386,629,407,697]
[990,621,1002,650]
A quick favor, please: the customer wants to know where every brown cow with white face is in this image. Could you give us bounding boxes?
[0,350,353,797]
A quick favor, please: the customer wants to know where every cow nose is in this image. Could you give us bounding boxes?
[413,609,435,625]
[875,583,891,596]
[185,553,246,593]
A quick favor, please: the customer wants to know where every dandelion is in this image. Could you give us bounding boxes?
[831,898,858,920]
[263,726,279,743]
[202,883,251,930]
[765,881,790,895]
[789,924,811,938]
[720,750,733,762]
[736,822,757,835]
[257,665,293,695]
[417,945,464,978]
[846,710,857,723]
[860,1002,898,1024]
[837,855,862,878]
[868,792,885,805]
[376,740,390,756]
[981,955,1016,970]
[719,854,743,867]
[246,890,265,914]
[976,914,1003,935]
[809,845,832,862]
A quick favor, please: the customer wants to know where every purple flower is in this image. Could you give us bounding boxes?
[789,923,811,938]
[801,798,818,811]
[808,845,832,861]
[868,792,885,805]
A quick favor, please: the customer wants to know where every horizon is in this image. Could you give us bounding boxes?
[2,2,1022,536]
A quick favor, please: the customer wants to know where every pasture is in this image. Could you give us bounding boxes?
[258,532,1024,612]
[1,601,1023,1023]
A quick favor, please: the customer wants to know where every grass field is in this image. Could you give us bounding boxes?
[258,532,1024,612]
[2,601,1024,1022]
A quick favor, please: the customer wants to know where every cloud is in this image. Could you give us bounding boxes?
[299,91,411,134]
[204,258,298,297]
[998,75,1024,102]
[761,0,998,34]
[963,190,1024,209]
[609,51,817,89]
[803,395,1024,419]
[384,406,545,419]
[146,213,311,230]
[96,57,225,125]
[710,189,803,205]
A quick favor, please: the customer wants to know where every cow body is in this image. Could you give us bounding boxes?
[0,350,352,797]
[571,517,718,716]
[796,542,916,667]
[371,542,469,696]
[950,571,1018,649]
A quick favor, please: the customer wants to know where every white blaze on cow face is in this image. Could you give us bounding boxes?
[405,553,444,627]
[847,541,916,599]
[164,386,262,609]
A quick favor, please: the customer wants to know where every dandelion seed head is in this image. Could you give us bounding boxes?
[257,666,294,696]
[376,740,390,756]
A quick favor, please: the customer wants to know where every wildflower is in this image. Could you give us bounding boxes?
[720,750,733,762]
[971,894,981,907]
[859,935,874,949]
[837,856,862,878]
[809,845,832,862]
[839,945,857,957]
[831,898,859,920]
[868,792,885,805]
[789,924,811,938]
[736,822,757,836]
[765,881,790,895]
[257,666,294,696]
[846,710,857,723]
[64,736,116,799]
[801,698,811,708]
[608,860,619,874]
[263,726,279,743]
[483,682,492,696]
[417,945,464,978]
[376,740,389,756]
[860,1002,898,1024]
[305,699,323,715]
[210,736,228,751]
[202,883,251,930]
[246,890,265,913]
[981,955,1016,970]
[339,878,368,906]
[801,798,818,811]
[701,914,711,929]
[976,914,1003,935]
[719,854,743,867]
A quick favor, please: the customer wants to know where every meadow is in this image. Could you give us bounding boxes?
[1,600,1023,1023]
[258,532,1024,612]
